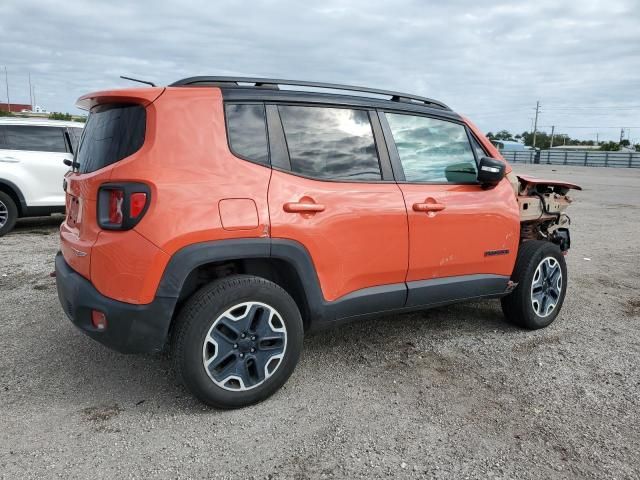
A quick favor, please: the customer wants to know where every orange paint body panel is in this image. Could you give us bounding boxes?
[61,87,271,304]
[123,88,271,257]
[268,170,408,302]
[399,179,520,282]
[76,87,166,111]
[218,199,260,231]
[60,168,112,280]
[91,229,170,303]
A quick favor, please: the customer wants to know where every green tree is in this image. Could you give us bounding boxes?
[48,112,73,121]
[493,130,514,141]
[599,141,621,151]
[0,110,14,117]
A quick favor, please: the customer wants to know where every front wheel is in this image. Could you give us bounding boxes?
[501,240,568,329]
[172,275,304,408]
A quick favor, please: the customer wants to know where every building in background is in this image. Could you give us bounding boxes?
[1,102,50,116]
[0,102,32,113]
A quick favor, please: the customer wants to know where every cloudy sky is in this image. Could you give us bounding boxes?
[1,0,638,141]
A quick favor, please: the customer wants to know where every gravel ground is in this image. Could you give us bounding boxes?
[1,165,639,479]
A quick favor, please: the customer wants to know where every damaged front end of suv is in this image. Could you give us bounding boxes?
[507,173,582,252]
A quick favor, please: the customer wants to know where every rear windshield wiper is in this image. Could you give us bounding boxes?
[63,158,80,170]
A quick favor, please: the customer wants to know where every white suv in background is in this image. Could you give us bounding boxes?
[0,118,83,235]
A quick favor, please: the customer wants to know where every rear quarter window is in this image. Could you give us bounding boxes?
[224,103,269,165]
[76,104,146,174]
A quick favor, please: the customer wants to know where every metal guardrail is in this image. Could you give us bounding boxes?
[502,150,640,168]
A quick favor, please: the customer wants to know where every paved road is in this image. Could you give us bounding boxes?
[1,165,638,479]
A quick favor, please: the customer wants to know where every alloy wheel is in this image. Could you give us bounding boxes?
[530,256,563,318]
[202,301,287,391]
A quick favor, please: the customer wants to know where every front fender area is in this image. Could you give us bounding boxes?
[516,175,580,252]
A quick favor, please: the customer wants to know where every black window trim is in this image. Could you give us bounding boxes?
[266,102,395,184]
[223,102,271,167]
[467,129,490,162]
[378,109,483,186]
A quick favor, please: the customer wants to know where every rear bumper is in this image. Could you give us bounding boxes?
[55,252,176,354]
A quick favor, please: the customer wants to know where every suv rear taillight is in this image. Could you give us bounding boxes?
[98,183,150,230]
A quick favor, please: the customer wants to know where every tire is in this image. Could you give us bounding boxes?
[171,274,304,408]
[0,191,18,237]
[501,240,567,330]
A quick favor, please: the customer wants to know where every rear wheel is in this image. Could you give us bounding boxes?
[501,240,567,329]
[0,191,18,237]
[172,275,303,408]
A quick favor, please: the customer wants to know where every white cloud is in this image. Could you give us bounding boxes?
[1,0,638,141]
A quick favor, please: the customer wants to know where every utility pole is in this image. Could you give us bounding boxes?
[28,73,33,110]
[549,125,555,149]
[32,84,36,111]
[532,100,540,149]
[596,133,599,144]
[3,66,10,113]
[620,128,624,145]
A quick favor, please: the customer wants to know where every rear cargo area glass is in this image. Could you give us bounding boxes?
[77,104,145,173]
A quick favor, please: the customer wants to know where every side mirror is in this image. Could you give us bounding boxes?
[477,157,505,187]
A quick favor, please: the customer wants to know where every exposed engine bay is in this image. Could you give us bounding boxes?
[506,172,582,252]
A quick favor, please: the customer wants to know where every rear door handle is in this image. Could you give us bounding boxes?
[0,156,19,163]
[413,202,446,212]
[283,201,325,214]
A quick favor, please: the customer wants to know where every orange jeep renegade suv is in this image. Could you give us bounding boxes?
[55,77,580,408]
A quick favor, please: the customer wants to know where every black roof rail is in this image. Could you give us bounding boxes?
[169,76,450,110]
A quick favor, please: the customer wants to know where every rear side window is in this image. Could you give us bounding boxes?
[76,104,146,174]
[0,125,67,152]
[385,113,477,183]
[225,104,269,165]
[278,105,381,181]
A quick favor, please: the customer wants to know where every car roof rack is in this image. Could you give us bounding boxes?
[169,76,450,110]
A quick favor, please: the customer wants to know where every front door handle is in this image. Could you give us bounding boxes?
[413,201,446,213]
[283,200,325,214]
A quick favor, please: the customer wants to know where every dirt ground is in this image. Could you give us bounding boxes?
[1,165,639,479]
